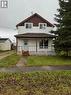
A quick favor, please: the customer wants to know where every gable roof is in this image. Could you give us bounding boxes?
[16,13,54,27]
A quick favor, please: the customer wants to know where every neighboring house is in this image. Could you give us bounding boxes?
[15,13,55,55]
[0,38,12,51]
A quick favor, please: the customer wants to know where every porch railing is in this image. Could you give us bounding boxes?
[17,45,55,52]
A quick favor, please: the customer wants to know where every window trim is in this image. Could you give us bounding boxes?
[25,23,33,29]
[39,39,48,49]
[39,23,47,29]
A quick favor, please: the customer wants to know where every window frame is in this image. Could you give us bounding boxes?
[24,40,28,45]
[39,39,48,49]
[39,23,47,29]
[25,23,33,29]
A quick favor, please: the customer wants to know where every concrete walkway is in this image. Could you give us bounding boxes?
[0,65,71,73]
[16,57,27,67]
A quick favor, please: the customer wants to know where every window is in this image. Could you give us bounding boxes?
[39,23,47,29]
[1,0,8,8]
[24,40,28,45]
[39,39,48,49]
[39,40,43,48]
[44,40,48,48]
[25,23,33,29]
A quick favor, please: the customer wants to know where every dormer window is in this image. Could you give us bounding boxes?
[39,23,47,29]
[25,23,33,29]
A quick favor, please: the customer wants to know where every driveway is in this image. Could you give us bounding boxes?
[0,51,14,60]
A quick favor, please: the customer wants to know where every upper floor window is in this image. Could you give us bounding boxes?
[25,23,33,29]
[39,23,47,29]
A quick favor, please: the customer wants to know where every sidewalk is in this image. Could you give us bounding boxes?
[0,65,71,73]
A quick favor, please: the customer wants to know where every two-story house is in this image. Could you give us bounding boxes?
[15,13,55,55]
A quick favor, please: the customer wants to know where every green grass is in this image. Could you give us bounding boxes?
[0,71,71,95]
[27,56,71,66]
[0,53,21,67]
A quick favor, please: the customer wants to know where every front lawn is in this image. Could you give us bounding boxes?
[27,56,71,66]
[0,71,71,95]
[0,53,21,67]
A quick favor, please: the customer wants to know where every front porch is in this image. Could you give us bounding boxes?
[15,33,55,56]
[17,39,55,55]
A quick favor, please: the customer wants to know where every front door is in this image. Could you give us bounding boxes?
[23,40,28,51]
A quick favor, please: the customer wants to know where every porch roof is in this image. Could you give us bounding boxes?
[15,33,56,38]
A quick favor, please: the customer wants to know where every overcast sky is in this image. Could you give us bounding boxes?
[0,0,59,42]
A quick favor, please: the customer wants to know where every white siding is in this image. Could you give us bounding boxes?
[17,39,23,54]
[4,40,11,50]
[0,40,11,50]
[0,43,5,50]
[18,26,53,34]
[28,40,36,52]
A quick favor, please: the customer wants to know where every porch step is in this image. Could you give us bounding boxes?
[22,50,29,56]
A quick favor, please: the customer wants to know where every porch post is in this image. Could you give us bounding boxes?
[36,39,37,53]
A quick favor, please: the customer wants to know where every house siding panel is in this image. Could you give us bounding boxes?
[24,16,49,26]
[18,26,53,34]
[0,40,11,50]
